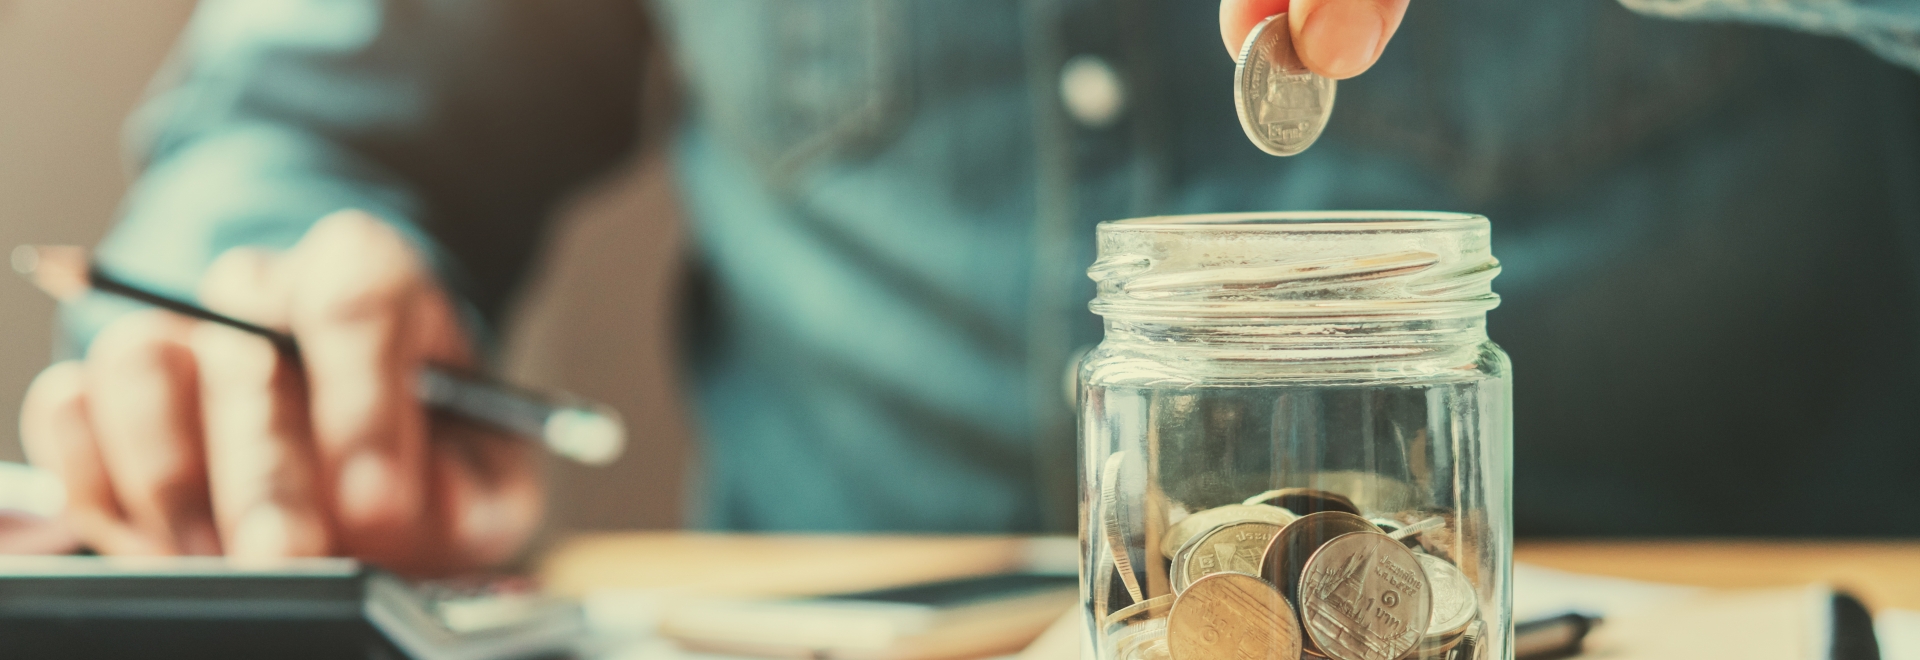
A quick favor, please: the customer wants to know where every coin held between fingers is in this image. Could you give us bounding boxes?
[1233,13,1337,157]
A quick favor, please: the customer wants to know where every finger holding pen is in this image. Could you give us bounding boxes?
[216,210,544,573]
[192,247,333,562]
[280,213,440,567]
[84,310,221,556]
[17,210,547,574]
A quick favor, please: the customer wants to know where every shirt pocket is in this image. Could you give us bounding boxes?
[653,0,913,185]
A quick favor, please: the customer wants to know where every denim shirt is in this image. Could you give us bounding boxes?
[74,0,1920,535]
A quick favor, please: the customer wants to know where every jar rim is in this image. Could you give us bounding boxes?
[1104,211,1484,232]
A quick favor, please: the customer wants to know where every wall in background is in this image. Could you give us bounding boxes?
[0,0,691,533]
[0,0,197,463]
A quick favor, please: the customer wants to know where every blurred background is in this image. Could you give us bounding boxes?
[0,0,691,536]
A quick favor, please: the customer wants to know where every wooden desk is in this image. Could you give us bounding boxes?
[1515,539,1920,611]
[540,533,1920,611]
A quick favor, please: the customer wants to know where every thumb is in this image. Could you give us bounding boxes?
[1221,0,1410,80]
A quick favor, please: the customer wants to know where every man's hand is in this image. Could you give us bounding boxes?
[1220,0,1411,79]
[19,210,543,575]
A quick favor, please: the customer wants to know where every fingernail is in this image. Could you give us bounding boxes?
[1300,1,1386,79]
[229,506,293,561]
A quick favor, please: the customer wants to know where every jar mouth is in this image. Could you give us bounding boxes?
[1091,211,1498,322]
[1108,211,1484,232]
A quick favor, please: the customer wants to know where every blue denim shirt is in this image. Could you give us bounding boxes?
[73,0,1920,535]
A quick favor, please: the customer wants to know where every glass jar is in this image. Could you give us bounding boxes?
[1078,212,1511,660]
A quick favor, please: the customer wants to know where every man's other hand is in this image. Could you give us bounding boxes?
[1220,0,1411,79]
[20,210,543,575]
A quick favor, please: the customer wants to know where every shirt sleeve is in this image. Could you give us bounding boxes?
[63,0,649,358]
[1619,0,1920,73]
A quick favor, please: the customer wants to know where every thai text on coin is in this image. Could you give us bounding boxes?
[1298,532,1433,660]
[1261,511,1378,606]
[1171,521,1281,593]
[1161,503,1295,558]
[1233,13,1336,156]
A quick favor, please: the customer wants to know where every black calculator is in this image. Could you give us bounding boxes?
[0,556,586,659]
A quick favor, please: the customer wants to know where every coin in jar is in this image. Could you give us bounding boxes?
[1161,503,1296,558]
[1167,572,1302,660]
[1115,618,1169,659]
[1233,13,1336,157]
[1447,620,1484,660]
[1106,594,1176,627]
[1298,532,1433,660]
[1101,451,1146,604]
[1416,554,1478,643]
[1261,511,1378,605]
[1244,487,1361,517]
[1171,521,1282,593]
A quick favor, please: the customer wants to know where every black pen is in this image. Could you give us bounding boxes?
[11,245,625,466]
[1516,611,1603,660]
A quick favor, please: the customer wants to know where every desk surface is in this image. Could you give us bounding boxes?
[1515,539,1920,611]
[540,533,1920,611]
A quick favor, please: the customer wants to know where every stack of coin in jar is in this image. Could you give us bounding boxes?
[1094,486,1484,660]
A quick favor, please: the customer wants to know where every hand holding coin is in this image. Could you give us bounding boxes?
[1219,1,1413,156]
[1217,0,1412,79]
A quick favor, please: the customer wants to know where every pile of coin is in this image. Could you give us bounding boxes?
[1095,486,1484,660]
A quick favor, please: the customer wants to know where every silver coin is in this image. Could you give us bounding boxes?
[1299,531,1432,660]
[1260,511,1378,607]
[1447,620,1484,660]
[1415,554,1478,642]
[1102,451,1146,605]
[1106,593,1176,627]
[1233,13,1336,156]
[1170,521,1281,593]
[1114,617,1169,660]
[1160,503,1296,558]
[1094,522,1117,622]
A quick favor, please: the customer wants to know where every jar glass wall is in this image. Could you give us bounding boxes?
[1078,212,1512,660]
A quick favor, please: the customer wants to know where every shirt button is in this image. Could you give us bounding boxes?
[1060,54,1126,129]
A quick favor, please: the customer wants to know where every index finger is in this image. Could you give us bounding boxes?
[1220,0,1411,80]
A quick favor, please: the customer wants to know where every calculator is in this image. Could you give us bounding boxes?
[0,556,586,659]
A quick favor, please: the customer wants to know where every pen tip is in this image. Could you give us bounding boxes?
[12,245,90,301]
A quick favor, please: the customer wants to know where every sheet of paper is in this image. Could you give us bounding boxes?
[1880,610,1920,660]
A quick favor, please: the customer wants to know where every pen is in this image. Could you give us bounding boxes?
[11,245,625,466]
[1515,611,1602,660]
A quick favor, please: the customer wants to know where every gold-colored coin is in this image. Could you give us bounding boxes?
[1160,504,1296,558]
[1170,521,1281,593]
[1298,532,1432,660]
[1242,487,1360,517]
[1167,573,1302,660]
[1260,511,1378,606]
